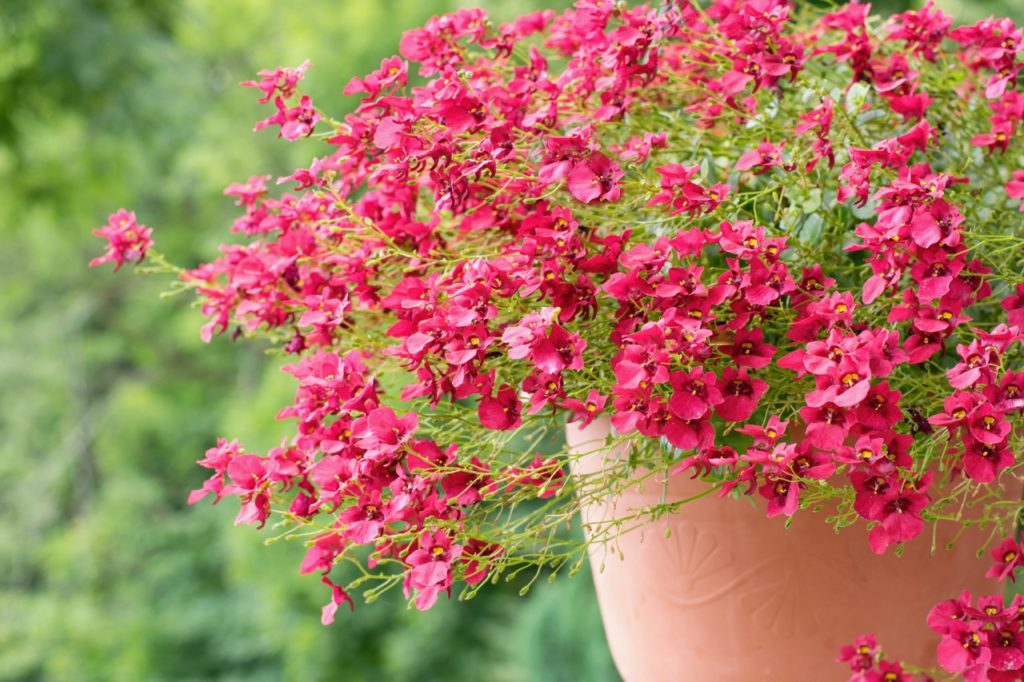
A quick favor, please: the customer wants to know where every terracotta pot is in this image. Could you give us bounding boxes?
[567,416,1008,681]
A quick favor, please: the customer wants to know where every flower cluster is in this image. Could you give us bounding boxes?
[93,1,1024,672]
[187,349,560,618]
[89,209,152,272]
[843,540,1024,681]
[838,634,918,682]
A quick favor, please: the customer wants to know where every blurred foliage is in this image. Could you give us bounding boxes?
[0,0,1019,680]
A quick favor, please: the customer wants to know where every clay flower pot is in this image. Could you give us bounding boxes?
[567,416,1004,681]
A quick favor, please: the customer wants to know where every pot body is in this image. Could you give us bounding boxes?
[568,417,1002,682]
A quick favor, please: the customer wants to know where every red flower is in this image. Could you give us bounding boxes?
[89,209,153,271]
[254,95,319,140]
[1008,171,1024,209]
[357,407,418,454]
[865,480,929,555]
[478,384,522,431]
[936,621,992,677]
[562,390,607,427]
[960,438,1014,484]
[837,634,879,674]
[987,538,1024,583]
[404,530,463,611]
[319,576,354,625]
[668,367,722,421]
[716,367,768,422]
[242,60,311,103]
[566,152,623,203]
[967,404,1011,445]
[736,140,785,174]
[722,328,777,369]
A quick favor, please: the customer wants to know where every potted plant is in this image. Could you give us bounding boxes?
[91,0,1024,679]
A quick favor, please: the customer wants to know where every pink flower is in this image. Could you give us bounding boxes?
[319,576,354,625]
[343,56,407,98]
[722,328,777,369]
[403,530,463,610]
[89,209,153,271]
[356,407,418,454]
[188,438,245,505]
[242,60,311,103]
[799,403,853,450]
[224,454,272,527]
[967,405,1011,445]
[254,95,319,140]
[865,481,929,555]
[735,140,785,174]
[759,475,800,518]
[668,367,722,421]
[565,152,623,203]
[987,538,1024,582]
[936,621,992,676]
[928,590,974,635]
[837,634,879,673]
[478,384,522,430]
[562,390,608,427]
[960,438,1013,483]
[532,324,587,374]
[715,367,768,422]
[1008,171,1024,210]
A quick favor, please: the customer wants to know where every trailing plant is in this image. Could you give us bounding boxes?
[92,1,1024,677]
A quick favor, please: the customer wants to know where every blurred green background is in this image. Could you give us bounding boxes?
[0,1,1020,681]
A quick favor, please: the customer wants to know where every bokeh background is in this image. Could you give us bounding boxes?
[1,1,1021,680]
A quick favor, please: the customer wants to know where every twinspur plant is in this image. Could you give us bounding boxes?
[92,1,1024,678]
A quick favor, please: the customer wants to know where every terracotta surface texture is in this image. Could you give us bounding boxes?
[567,416,1006,681]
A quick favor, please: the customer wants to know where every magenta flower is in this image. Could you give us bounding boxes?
[242,59,311,103]
[759,475,800,518]
[961,438,1014,484]
[716,366,768,422]
[356,407,418,454]
[89,209,153,271]
[988,623,1024,673]
[967,405,1011,445]
[855,382,903,431]
[1006,170,1024,209]
[532,323,587,374]
[566,152,623,203]
[319,576,354,625]
[836,634,878,673]
[985,372,1024,412]
[799,403,853,450]
[928,590,974,635]
[339,490,396,545]
[1002,284,1024,327]
[987,538,1024,582]
[478,384,523,431]
[866,659,911,682]
[668,367,722,421]
[723,327,777,369]
[343,56,407,98]
[936,621,992,677]
[562,390,608,427]
[188,438,245,505]
[403,530,463,611]
[735,140,784,174]
[224,454,271,527]
[866,483,929,555]
[254,95,319,140]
